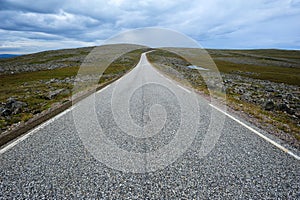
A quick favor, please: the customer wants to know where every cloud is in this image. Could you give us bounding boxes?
[0,10,100,33]
[0,0,63,13]
[0,0,299,53]
[106,28,199,47]
[0,34,99,54]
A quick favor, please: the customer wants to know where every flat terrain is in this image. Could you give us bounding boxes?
[0,46,299,148]
[1,53,299,198]
[0,45,150,133]
[208,49,300,85]
[147,48,300,149]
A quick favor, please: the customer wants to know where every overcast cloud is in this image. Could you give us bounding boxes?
[0,0,299,54]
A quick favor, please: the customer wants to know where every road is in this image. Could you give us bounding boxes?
[1,53,299,199]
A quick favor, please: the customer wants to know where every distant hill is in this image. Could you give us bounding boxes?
[0,54,21,59]
[0,47,93,74]
[0,47,299,75]
[0,44,147,75]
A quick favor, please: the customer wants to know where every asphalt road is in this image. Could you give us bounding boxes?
[1,53,299,199]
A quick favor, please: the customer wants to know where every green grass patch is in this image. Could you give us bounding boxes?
[147,48,300,145]
[214,60,300,86]
[0,46,150,133]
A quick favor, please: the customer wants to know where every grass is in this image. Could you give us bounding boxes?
[227,95,300,141]
[99,48,152,83]
[147,48,300,146]
[210,49,300,61]
[213,60,300,86]
[0,46,150,133]
[0,66,79,86]
[0,67,79,122]
[156,48,300,86]
[0,47,92,66]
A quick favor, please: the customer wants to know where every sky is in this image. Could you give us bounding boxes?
[0,0,300,54]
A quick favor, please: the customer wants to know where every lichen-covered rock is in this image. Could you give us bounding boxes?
[0,98,27,116]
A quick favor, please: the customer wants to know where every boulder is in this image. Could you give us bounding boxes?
[0,98,27,116]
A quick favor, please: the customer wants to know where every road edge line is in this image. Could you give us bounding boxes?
[177,84,191,93]
[209,103,300,161]
[0,50,148,152]
[0,78,119,152]
[0,106,76,154]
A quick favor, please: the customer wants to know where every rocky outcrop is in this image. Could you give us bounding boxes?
[0,98,27,117]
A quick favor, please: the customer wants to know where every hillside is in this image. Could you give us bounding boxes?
[0,47,93,74]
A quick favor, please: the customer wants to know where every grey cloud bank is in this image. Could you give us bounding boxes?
[0,0,299,54]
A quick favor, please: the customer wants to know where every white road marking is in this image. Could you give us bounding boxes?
[0,106,76,154]
[177,84,191,93]
[97,84,110,93]
[165,77,173,83]
[146,53,299,161]
[209,103,300,161]
[287,151,300,160]
[152,67,192,93]
[3,51,299,162]
[0,76,119,154]
[116,77,123,83]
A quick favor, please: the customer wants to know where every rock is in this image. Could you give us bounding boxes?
[286,93,294,100]
[46,89,65,100]
[8,97,26,106]
[0,98,27,116]
[264,100,275,111]
[295,111,300,119]
[240,93,252,102]
[33,109,41,114]
[258,98,265,104]
[266,88,274,92]
[45,89,69,100]
[6,98,27,114]
[233,87,245,94]
[0,107,11,117]
[46,78,57,84]
[278,103,294,114]
[61,89,70,96]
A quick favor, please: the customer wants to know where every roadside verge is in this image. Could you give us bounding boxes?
[0,77,117,147]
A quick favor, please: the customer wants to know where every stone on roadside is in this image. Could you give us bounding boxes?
[263,100,275,111]
[240,92,252,102]
[278,103,295,115]
[45,89,70,100]
[0,98,27,116]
